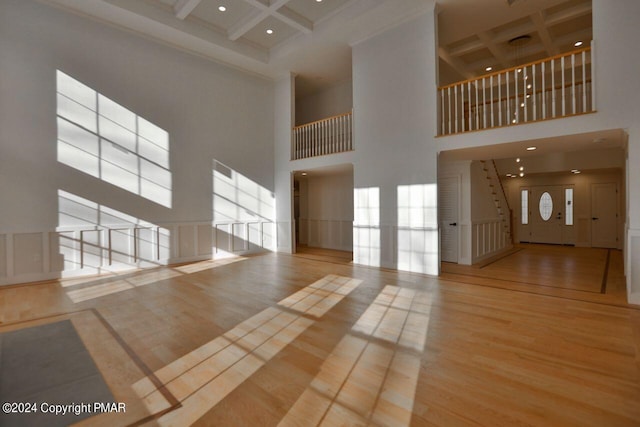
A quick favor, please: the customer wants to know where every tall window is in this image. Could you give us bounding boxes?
[521,189,529,225]
[565,188,574,225]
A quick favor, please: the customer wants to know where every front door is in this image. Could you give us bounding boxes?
[591,183,618,248]
[530,186,564,244]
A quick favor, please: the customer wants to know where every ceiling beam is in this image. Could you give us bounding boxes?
[438,47,475,80]
[174,0,202,20]
[273,7,313,34]
[228,9,269,41]
[477,31,511,69]
[530,12,558,57]
[229,0,297,41]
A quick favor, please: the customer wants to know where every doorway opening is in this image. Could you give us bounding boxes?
[293,164,354,262]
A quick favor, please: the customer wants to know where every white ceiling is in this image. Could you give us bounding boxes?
[40,0,432,97]
[39,0,592,96]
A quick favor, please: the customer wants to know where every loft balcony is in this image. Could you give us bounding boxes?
[437,45,594,136]
[291,111,353,160]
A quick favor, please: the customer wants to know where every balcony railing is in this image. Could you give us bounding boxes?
[438,45,595,136]
[292,111,353,160]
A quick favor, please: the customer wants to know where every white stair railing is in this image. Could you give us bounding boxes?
[438,44,595,136]
[292,111,353,160]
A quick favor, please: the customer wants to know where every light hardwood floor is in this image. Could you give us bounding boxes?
[0,245,639,426]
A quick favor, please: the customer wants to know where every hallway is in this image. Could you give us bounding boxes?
[441,243,628,306]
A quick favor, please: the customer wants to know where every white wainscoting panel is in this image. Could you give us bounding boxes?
[0,221,277,286]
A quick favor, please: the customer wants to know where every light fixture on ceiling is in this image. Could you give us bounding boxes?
[485,66,493,71]
[301,172,307,176]
[519,166,524,171]
[571,169,581,174]
[316,0,323,2]
[218,5,226,12]
[574,41,583,47]
[516,158,521,162]
[266,29,274,35]
[519,172,524,177]
[526,146,537,151]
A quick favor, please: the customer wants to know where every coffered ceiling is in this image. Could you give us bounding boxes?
[38,0,592,96]
[437,0,592,85]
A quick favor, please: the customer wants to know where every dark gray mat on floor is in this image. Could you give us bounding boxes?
[0,320,114,427]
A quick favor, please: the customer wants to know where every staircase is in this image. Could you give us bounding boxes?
[480,160,513,245]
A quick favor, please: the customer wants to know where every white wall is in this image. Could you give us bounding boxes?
[295,80,353,126]
[298,171,354,251]
[0,0,275,284]
[352,7,439,274]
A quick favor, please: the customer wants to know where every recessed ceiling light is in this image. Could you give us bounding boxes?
[572,170,581,174]
[301,172,307,176]
[526,146,537,151]
[519,172,524,177]
[527,84,532,89]
[218,5,226,12]
[574,41,583,47]
[517,68,522,73]
[519,166,524,171]
[316,0,323,2]
[485,66,493,71]
[512,119,517,124]
[520,102,525,107]
[526,94,531,98]
[266,29,274,34]
[516,158,521,162]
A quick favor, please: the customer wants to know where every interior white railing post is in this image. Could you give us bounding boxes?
[482,77,487,129]
[571,53,576,114]
[506,71,511,124]
[440,90,445,135]
[454,85,459,133]
[541,61,546,120]
[467,81,472,131]
[474,81,479,128]
[498,74,502,126]
[561,56,566,116]
[591,41,596,111]
[490,75,494,128]
[532,63,537,121]
[551,59,556,118]
[514,69,519,123]
[447,86,452,134]
[523,66,528,123]
[582,50,587,113]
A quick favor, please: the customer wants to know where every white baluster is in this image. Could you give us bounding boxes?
[561,56,566,116]
[582,50,587,113]
[490,75,494,128]
[498,73,502,126]
[571,53,576,114]
[551,59,556,118]
[542,61,546,120]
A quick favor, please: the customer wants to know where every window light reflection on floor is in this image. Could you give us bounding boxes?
[279,285,432,427]
[132,274,363,426]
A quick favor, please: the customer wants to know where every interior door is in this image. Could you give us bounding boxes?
[591,183,618,248]
[530,186,564,244]
[439,176,459,263]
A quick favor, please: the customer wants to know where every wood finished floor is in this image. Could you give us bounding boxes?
[0,246,639,426]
